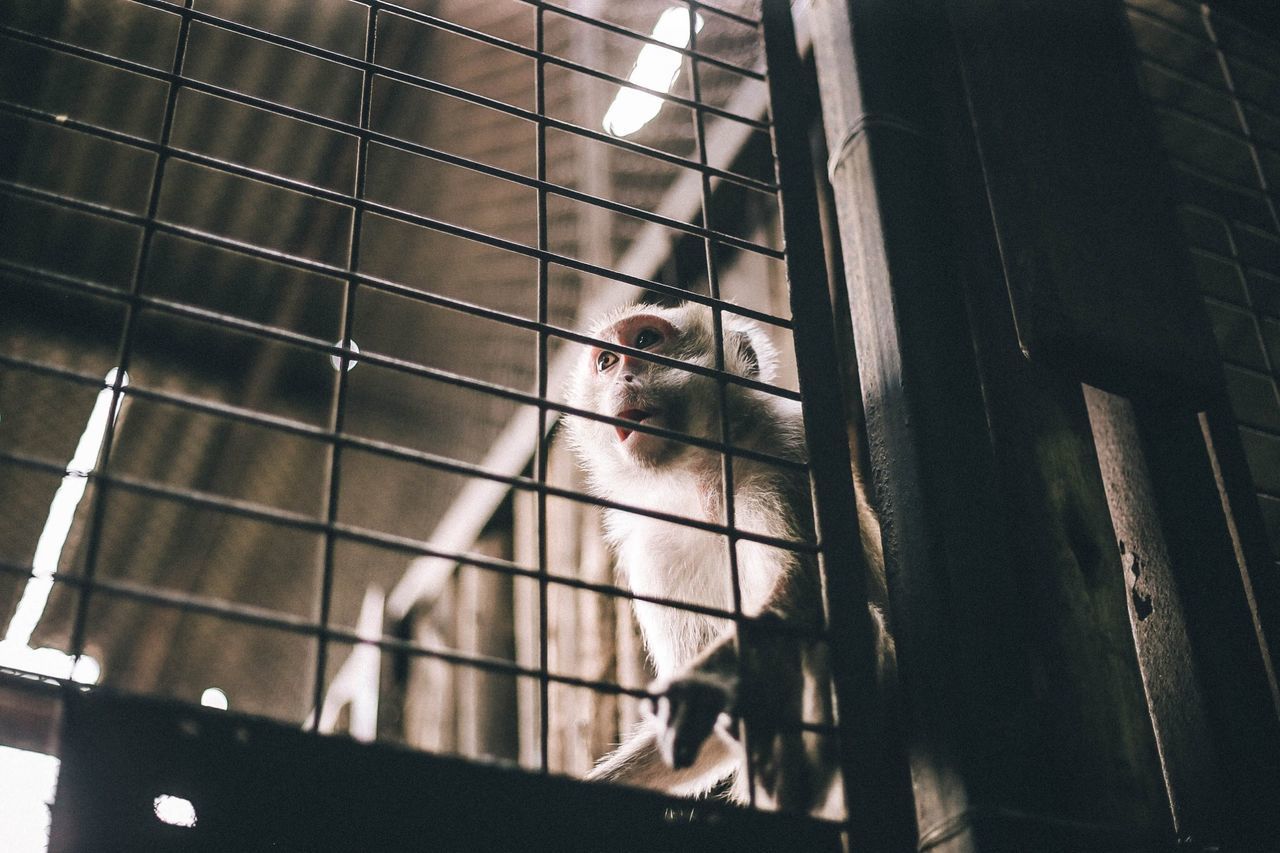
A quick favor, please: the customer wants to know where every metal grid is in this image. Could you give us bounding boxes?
[0,0,869,832]
[1127,0,1280,568]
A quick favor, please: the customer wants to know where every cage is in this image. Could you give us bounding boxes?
[1,0,1279,851]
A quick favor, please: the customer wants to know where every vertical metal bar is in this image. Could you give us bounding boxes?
[312,1,379,728]
[686,0,756,808]
[760,0,901,845]
[69,0,197,670]
[534,1,552,774]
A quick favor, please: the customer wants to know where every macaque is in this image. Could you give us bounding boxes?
[565,301,889,815]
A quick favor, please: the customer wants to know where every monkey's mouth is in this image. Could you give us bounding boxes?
[614,408,653,443]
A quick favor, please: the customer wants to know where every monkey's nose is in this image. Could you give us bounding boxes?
[620,372,635,383]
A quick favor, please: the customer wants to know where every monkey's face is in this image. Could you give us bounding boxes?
[571,310,718,471]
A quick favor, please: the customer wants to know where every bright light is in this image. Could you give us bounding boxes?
[0,369,123,686]
[0,746,59,853]
[603,7,704,137]
[329,339,360,371]
[200,687,229,710]
[5,370,127,649]
[153,795,197,828]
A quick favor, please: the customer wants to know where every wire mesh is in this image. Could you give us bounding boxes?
[0,0,849,831]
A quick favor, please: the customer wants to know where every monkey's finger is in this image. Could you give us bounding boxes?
[668,699,721,770]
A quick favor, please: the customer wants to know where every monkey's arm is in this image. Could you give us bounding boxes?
[587,719,741,796]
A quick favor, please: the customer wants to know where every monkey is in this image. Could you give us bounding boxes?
[564,301,890,816]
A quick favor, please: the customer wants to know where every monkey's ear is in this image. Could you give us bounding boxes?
[727,329,761,378]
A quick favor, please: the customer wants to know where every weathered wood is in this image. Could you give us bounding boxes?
[812,0,1036,847]
[514,438,643,775]
[1084,387,1222,840]
[1130,399,1280,847]
[808,0,1215,849]
[455,529,517,762]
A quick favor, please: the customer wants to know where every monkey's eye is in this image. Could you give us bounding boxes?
[596,351,618,372]
[634,328,662,349]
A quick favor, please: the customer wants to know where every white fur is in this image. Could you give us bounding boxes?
[565,304,808,680]
[563,303,889,817]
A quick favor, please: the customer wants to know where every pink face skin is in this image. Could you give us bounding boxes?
[589,313,679,453]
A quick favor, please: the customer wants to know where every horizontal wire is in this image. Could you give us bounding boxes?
[1,0,853,756]
[517,0,764,31]
[500,0,764,79]
[0,248,802,411]
[116,0,769,130]
[0,25,777,195]
[0,555,832,674]
[0,187,796,390]
[0,444,818,555]
[367,0,765,82]
[0,346,808,502]
[0,169,793,333]
[0,558,644,702]
[0,335,805,490]
[0,99,783,262]
[678,0,763,29]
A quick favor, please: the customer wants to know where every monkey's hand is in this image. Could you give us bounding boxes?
[647,669,737,770]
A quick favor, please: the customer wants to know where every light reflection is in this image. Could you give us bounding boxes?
[153,795,198,828]
[603,7,705,138]
[0,745,59,853]
[200,687,229,710]
[0,368,125,684]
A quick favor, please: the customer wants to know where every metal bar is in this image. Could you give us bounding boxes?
[107,0,770,130]
[0,172,792,329]
[65,0,196,678]
[0,98,785,261]
[0,441,815,555]
[0,265,799,419]
[0,24,778,194]
[361,0,766,80]
[0,449,826,636]
[504,0,765,80]
[0,351,808,481]
[2,563,845,751]
[683,0,762,29]
[687,1,757,809]
[762,0,911,846]
[534,0,551,774]
[310,0,378,734]
[0,561,695,704]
